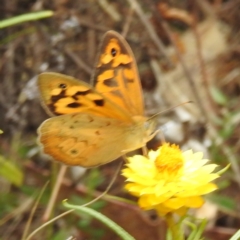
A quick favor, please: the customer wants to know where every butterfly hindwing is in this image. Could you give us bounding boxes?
[38,113,147,167]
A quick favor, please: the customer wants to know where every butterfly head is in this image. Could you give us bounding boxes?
[132,115,158,142]
[144,117,158,141]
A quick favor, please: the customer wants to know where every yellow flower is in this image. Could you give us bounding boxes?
[122,143,219,216]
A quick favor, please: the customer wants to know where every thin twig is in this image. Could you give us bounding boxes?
[64,47,92,75]
[195,0,218,19]
[209,128,240,186]
[121,7,134,38]
[126,0,173,67]
[191,8,219,117]
[98,0,121,22]
[76,161,123,207]
[22,182,49,240]
[42,165,67,222]
[0,197,33,226]
[27,161,123,239]
[87,29,96,63]
[26,210,74,240]
[73,13,109,32]
[159,18,207,120]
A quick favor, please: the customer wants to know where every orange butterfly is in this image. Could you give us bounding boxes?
[37,31,157,167]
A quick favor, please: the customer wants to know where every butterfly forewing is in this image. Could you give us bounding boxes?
[91,31,144,116]
[38,72,132,121]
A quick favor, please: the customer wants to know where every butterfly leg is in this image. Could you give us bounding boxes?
[142,146,148,156]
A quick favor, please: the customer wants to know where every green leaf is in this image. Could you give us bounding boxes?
[208,194,236,212]
[230,229,240,240]
[0,11,53,29]
[220,124,234,139]
[63,201,135,240]
[0,155,23,186]
[84,168,105,190]
[210,87,228,105]
[186,219,207,240]
[51,230,71,240]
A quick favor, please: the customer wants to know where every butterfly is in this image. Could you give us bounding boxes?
[37,30,158,167]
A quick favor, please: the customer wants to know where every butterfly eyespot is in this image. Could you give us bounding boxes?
[70,149,78,155]
[111,48,117,57]
[95,130,100,135]
[59,83,67,89]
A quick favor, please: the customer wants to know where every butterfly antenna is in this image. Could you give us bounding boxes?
[148,101,193,121]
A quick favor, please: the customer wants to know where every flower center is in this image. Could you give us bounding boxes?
[155,143,184,174]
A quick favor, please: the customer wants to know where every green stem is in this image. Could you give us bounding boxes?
[165,213,184,240]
